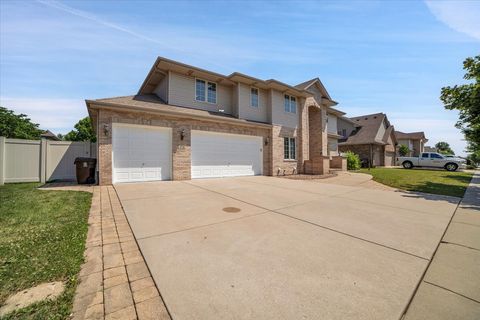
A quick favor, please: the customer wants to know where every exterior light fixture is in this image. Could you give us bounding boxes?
[103,124,110,136]
[265,137,269,146]
[180,129,185,141]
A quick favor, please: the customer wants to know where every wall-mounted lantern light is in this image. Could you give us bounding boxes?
[264,137,269,146]
[180,129,185,141]
[103,124,110,136]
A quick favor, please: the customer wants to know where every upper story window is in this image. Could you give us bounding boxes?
[284,94,297,113]
[251,88,259,108]
[337,129,347,137]
[196,79,217,104]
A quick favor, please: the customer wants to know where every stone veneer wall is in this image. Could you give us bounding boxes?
[97,108,272,185]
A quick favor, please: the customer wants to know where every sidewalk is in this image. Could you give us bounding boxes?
[403,170,480,319]
[71,186,170,320]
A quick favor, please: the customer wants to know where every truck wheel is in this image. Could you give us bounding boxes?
[402,161,413,169]
[445,163,458,172]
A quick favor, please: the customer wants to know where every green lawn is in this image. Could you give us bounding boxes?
[358,168,473,197]
[0,183,92,319]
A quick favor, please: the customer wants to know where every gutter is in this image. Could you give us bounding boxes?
[85,100,273,130]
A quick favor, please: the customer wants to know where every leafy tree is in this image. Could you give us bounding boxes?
[466,151,480,168]
[398,144,410,156]
[64,117,96,142]
[0,106,43,139]
[440,55,480,154]
[435,142,455,155]
[345,151,361,170]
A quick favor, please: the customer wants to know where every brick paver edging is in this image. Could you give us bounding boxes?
[71,186,171,320]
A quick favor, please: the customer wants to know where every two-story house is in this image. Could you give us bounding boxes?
[86,57,346,184]
[395,131,428,156]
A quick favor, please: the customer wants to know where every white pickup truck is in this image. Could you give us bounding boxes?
[397,152,466,171]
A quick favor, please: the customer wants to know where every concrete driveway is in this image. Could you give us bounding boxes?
[114,176,460,320]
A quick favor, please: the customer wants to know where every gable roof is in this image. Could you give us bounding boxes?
[395,131,427,141]
[41,130,60,141]
[294,77,332,99]
[339,113,395,146]
[138,56,313,98]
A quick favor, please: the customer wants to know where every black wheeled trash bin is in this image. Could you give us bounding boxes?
[74,157,97,184]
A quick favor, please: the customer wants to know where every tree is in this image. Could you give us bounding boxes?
[64,117,96,142]
[435,142,455,155]
[440,55,480,153]
[398,144,410,156]
[0,106,43,139]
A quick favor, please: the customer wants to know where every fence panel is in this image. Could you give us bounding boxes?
[4,139,42,183]
[0,137,96,185]
[46,141,93,181]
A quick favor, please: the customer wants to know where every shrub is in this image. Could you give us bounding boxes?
[345,151,361,170]
[398,144,410,156]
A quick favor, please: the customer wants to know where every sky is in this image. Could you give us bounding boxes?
[1,0,479,156]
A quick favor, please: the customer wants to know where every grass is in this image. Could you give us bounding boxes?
[358,168,473,197]
[0,183,92,320]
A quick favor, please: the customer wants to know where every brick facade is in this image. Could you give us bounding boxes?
[94,95,340,185]
[96,108,272,185]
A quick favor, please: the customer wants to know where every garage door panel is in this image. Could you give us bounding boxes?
[191,131,262,179]
[113,124,172,183]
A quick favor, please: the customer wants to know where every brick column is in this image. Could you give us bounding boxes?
[172,125,191,180]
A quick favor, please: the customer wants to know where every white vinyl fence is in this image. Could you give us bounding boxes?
[0,137,96,185]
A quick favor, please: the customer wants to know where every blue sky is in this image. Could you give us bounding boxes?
[1,0,479,155]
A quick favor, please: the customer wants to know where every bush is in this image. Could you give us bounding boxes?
[398,144,410,156]
[345,151,361,170]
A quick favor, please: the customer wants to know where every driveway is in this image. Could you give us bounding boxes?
[114,176,460,320]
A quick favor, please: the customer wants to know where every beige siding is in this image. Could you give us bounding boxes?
[237,83,268,123]
[153,74,169,102]
[376,119,387,141]
[327,137,338,155]
[327,114,338,134]
[337,118,355,138]
[306,85,323,105]
[271,90,298,129]
[168,72,233,115]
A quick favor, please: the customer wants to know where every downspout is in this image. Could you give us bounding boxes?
[369,144,373,170]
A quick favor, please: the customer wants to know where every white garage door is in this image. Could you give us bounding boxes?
[191,130,263,179]
[112,123,171,183]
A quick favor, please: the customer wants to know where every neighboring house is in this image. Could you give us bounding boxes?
[395,131,428,156]
[41,130,61,141]
[424,146,437,153]
[338,113,397,167]
[86,57,347,185]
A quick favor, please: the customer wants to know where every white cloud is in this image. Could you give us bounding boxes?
[0,97,87,134]
[425,0,480,41]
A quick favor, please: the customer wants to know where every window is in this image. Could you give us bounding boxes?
[284,137,296,160]
[250,88,259,107]
[195,79,216,103]
[431,153,443,159]
[195,79,205,101]
[421,153,429,158]
[284,94,297,113]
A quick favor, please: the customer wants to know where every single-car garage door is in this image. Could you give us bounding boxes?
[112,123,172,183]
[191,130,263,179]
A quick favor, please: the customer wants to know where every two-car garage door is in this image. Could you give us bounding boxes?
[112,124,263,183]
